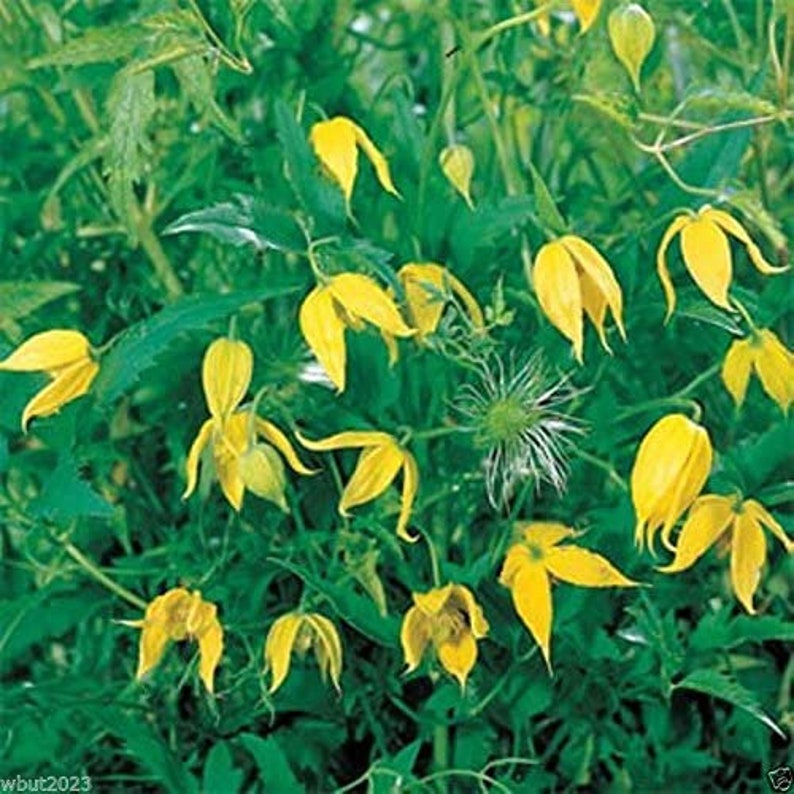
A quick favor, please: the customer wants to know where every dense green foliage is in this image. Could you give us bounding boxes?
[1,1,792,791]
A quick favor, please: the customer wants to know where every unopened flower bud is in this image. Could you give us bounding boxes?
[608,4,655,91]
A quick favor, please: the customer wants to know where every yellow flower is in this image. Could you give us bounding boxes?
[571,0,602,32]
[659,495,793,614]
[630,413,713,552]
[298,430,419,542]
[0,329,99,431]
[532,235,626,363]
[309,116,400,207]
[396,262,484,337]
[400,583,488,689]
[499,522,637,670]
[124,588,223,694]
[656,205,787,320]
[298,273,415,392]
[439,144,475,209]
[264,612,343,694]
[183,337,314,511]
[721,330,793,414]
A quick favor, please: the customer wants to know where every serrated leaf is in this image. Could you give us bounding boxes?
[28,25,146,68]
[171,54,242,141]
[105,69,156,231]
[93,285,300,406]
[674,668,786,738]
[32,452,113,521]
[163,196,305,252]
[573,92,639,130]
[0,281,81,324]
[45,136,109,208]
[691,612,794,652]
[675,300,743,335]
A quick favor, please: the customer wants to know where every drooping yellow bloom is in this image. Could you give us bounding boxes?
[659,495,793,614]
[439,144,475,209]
[123,588,223,694]
[400,583,488,689]
[500,522,636,670]
[309,116,400,207]
[532,235,626,363]
[298,430,419,542]
[298,273,415,392]
[631,413,713,552]
[264,612,343,694]
[0,330,99,431]
[721,330,793,414]
[656,205,787,320]
[396,263,484,337]
[183,337,314,511]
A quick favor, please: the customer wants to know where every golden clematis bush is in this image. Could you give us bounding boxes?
[2,1,792,790]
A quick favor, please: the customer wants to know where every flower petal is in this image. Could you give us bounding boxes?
[238,443,288,511]
[339,443,404,514]
[754,330,793,413]
[21,358,99,431]
[450,585,489,638]
[509,562,553,672]
[658,495,734,573]
[720,338,755,406]
[579,269,610,352]
[0,330,91,372]
[437,630,478,689]
[518,521,577,551]
[196,605,223,694]
[744,500,793,554]
[255,417,316,475]
[264,613,303,694]
[545,545,638,587]
[305,613,343,693]
[656,215,689,321]
[413,584,454,616]
[351,120,400,198]
[299,285,348,392]
[310,117,359,204]
[680,218,733,310]
[562,235,625,341]
[400,605,432,672]
[439,144,475,209]
[201,338,253,421]
[730,511,767,614]
[571,0,602,32]
[533,241,584,363]
[703,207,788,275]
[329,273,414,337]
[396,448,419,542]
[398,263,447,336]
[297,429,395,452]
[183,418,214,500]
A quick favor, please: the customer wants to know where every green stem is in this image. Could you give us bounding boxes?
[729,297,760,333]
[421,529,442,587]
[575,449,628,491]
[671,362,721,398]
[61,541,147,610]
[134,207,183,299]
[476,3,557,48]
[432,723,449,792]
[618,397,703,423]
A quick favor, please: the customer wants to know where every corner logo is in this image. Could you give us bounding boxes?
[768,767,793,792]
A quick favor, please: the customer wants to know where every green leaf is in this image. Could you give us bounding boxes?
[528,161,567,235]
[0,281,82,325]
[675,299,743,335]
[238,734,302,793]
[203,742,244,794]
[32,450,113,521]
[171,54,243,141]
[163,196,306,252]
[93,285,300,406]
[674,668,785,738]
[94,708,199,794]
[105,68,156,231]
[690,612,794,651]
[28,25,146,68]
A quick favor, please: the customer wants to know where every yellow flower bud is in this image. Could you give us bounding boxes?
[608,4,656,91]
[439,144,475,209]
